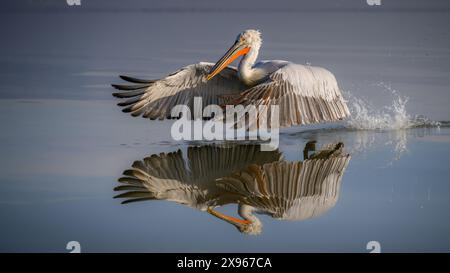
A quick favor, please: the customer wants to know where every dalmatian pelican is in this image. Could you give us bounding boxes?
[112,29,350,127]
[114,142,351,235]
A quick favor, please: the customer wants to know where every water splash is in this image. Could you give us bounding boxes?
[338,83,444,164]
[345,82,440,130]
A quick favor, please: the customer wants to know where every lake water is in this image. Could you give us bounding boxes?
[0,1,449,252]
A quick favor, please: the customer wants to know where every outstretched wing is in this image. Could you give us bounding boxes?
[112,62,247,120]
[114,144,282,209]
[217,143,351,220]
[231,63,350,128]
[114,150,194,205]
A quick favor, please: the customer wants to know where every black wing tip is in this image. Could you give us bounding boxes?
[119,75,155,84]
[120,198,153,204]
[111,83,150,91]
[112,92,124,98]
[111,84,125,90]
[112,89,146,99]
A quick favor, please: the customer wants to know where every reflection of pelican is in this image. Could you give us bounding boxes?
[112,29,349,127]
[114,145,282,208]
[115,142,350,235]
[210,142,350,234]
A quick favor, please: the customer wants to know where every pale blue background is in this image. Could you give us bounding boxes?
[0,0,449,252]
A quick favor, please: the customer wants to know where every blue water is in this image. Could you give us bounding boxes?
[1,1,450,252]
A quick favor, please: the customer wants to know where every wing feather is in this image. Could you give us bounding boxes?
[112,63,247,120]
[114,144,282,209]
[232,63,350,128]
[216,143,351,220]
[119,75,155,84]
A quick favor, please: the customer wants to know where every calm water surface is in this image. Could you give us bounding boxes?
[1,2,450,252]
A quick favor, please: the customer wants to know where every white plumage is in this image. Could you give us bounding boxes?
[112,64,246,120]
[112,29,350,128]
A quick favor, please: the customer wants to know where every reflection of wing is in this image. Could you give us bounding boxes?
[187,144,283,182]
[112,63,246,119]
[114,144,282,209]
[217,143,351,220]
[231,64,350,128]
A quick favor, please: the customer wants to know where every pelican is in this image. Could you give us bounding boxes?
[112,29,350,127]
[114,142,351,235]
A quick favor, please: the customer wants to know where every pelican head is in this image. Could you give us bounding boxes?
[207,204,262,235]
[207,29,262,81]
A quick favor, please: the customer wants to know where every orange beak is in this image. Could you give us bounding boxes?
[206,41,250,81]
[207,207,251,229]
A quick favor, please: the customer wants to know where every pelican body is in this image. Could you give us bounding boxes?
[113,29,350,127]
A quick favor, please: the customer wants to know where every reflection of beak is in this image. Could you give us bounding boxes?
[207,207,251,229]
[206,41,250,81]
